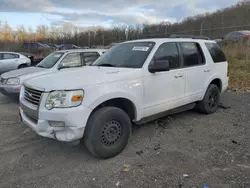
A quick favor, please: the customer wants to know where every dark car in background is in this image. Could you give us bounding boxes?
[217,30,250,45]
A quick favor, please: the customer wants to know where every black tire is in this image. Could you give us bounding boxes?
[196,84,220,114]
[18,64,27,69]
[82,107,131,159]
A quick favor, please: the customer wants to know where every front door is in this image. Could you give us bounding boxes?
[143,42,186,117]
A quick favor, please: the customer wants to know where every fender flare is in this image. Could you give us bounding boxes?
[89,92,142,121]
[202,75,222,99]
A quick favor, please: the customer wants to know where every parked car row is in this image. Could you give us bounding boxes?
[1,36,229,159]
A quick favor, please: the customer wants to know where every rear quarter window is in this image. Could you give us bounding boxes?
[205,43,227,63]
[3,53,19,59]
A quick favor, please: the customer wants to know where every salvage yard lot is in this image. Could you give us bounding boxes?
[0,92,250,188]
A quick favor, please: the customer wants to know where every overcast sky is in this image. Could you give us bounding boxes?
[0,0,239,29]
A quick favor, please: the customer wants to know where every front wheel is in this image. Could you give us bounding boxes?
[196,84,220,114]
[82,107,131,159]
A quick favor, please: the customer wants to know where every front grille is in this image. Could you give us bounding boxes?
[24,86,43,106]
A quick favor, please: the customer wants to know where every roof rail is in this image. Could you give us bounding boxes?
[169,34,210,40]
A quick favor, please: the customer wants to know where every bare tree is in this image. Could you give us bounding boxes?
[17,25,26,43]
[2,21,12,42]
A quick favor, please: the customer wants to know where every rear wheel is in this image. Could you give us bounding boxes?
[196,84,220,114]
[82,107,131,159]
[18,64,27,69]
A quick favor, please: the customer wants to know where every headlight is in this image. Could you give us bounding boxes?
[45,90,84,110]
[6,78,20,85]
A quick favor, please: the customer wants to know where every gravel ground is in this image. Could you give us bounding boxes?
[0,92,250,188]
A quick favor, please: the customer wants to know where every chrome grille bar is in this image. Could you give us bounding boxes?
[24,86,43,106]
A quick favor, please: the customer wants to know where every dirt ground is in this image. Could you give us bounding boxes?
[0,92,250,188]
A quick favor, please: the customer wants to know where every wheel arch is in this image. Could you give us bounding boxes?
[88,93,141,122]
[202,76,222,99]
[18,63,28,68]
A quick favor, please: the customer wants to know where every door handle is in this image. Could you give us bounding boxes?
[174,73,183,78]
[204,69,210,72]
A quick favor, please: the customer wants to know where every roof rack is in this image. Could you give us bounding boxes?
[169,34,210,40]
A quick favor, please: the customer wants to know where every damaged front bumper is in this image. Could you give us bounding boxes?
[19,97,92,142]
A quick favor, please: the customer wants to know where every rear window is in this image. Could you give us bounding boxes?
[205,43,227,63]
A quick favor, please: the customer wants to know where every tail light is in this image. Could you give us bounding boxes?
[243,34,250,39]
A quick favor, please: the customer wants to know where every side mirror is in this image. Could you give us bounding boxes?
[148,59,170,73]
[58,63,67,70]
[221,36,224,40]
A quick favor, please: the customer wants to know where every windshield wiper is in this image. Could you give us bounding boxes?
[97,63,115,67]
[37,65,44,68]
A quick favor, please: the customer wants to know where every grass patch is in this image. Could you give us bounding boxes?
[222,43,250,91]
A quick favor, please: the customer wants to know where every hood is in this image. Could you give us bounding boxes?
[1,67,46,79]
[24,66,142,91]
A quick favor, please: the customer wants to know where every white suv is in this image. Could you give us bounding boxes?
[19,37,228,159]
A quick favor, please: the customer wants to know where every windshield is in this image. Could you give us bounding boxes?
[36,52,64,68]
[92,42,155,68]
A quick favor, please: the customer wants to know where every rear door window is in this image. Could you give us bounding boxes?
[3,53,19,59]
[205,43,227,63]
[179,42,205,67]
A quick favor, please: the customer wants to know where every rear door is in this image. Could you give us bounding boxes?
[0,53,19,73]
[178,42,212,102]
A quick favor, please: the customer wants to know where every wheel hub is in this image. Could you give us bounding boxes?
[208,90,218,108]
[101,120,122,146]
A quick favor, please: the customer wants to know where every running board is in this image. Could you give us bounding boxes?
[134,103,196,125]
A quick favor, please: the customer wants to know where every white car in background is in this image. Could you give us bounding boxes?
[0,49,107,97]
[0,51,31,74]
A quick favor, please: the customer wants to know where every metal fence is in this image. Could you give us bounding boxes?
[1,24,250,53]
[101,24,250,44]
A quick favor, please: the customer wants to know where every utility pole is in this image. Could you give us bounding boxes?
[125,27,129,41]
[200,21,205,36]
[88,32,91,47]
[102,34,104,46]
